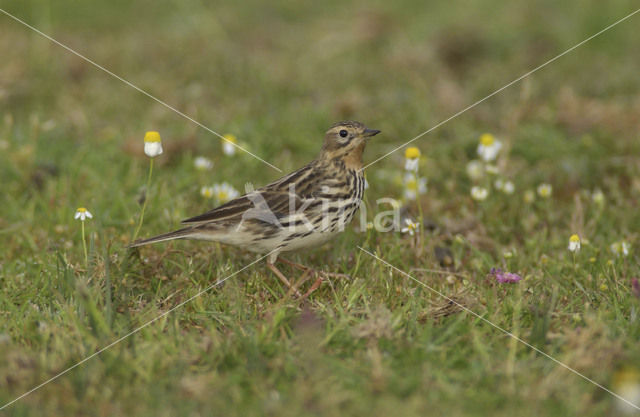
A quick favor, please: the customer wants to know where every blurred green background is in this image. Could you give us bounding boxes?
[1,0,640,416]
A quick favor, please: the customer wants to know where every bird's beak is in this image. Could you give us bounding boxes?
[363,128,381,138]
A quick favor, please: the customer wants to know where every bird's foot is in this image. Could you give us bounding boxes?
[266,262,303,298]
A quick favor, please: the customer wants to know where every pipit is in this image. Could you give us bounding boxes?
[129,121,380,297]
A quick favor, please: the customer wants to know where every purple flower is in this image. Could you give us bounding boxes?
[490,268,522,284]
[632,278,640,298]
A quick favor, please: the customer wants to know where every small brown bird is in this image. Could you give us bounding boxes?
[129,121,380,296]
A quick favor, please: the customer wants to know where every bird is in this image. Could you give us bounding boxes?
[129,121,381,297]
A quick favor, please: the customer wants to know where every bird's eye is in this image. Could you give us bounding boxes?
[339,130,348,138]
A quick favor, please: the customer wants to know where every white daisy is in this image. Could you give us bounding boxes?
[537,183,552,198]
[477,133,502,162]
[222,133,237,156]
[470,186,488,201]
[502,180,515,194]
[212,182,239,204]
[200,186,214,198]
[143,131,163,158]
[568,234,581,252]
[403,173,427,201]
[74,207,93,221]
[610,241,630,257]
[404,147,421,172]
[401,218,420,236]
[465,160,484,181]
[194,156,214,171]
[592,188,605,206]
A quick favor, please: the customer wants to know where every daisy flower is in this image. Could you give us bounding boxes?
[466,160,484,181]
[403,172,427,201]
[592,188,605,206]
[134,131,163,240]
[611,241,631,258]
[502,180,515,194]
[74,207,93,221]
[401,218,420,236]
[194,156,213,171]
[212,182,239,204]
[568,234,581,252]
[74,207,92,264]
[537,183,552,198]
[200,186,214,198]
[470,186,488,201]
[477,133,502,162]
[612,368,640,414]
[404,147,421,172]
[493,178,513,192]
[222,133,237,156]
[143,131,163,158]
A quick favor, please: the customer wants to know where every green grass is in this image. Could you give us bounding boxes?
[1,0,640,415]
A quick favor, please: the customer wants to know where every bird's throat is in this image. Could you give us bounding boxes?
[341,142,365,169]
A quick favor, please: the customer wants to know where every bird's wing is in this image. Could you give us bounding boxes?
[181,195,253,224]
[181,190,316,225]
[262,163,328,199]
[182,162,321,225]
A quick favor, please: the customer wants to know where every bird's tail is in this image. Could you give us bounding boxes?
[127,227,194,248]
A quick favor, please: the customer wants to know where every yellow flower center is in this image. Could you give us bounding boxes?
[144,131,162,143]
[77,207,86,213]
[570,234,580,242]
[405,147,420,159]
[223,133,237,144]
[480,133,495,146]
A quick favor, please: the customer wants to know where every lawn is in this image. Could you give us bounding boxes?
[1,0,640,415]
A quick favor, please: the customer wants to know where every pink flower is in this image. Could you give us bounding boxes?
[490,268,522,284]
[632,278,640,298]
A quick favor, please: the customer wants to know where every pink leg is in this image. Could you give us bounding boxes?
[266,262,302,297]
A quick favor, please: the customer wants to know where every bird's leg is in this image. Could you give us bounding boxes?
[276,257,350,298]
[266,261,302,297]
[277,257,311,272]
[300,275,324,299]
[271,258,314,297]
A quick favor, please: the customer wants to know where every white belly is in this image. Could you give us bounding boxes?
[279,229,340,252]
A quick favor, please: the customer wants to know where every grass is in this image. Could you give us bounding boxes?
[1,0,640,415]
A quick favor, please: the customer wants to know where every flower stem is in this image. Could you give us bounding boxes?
[81,220,88,266]
[133,158,154,241]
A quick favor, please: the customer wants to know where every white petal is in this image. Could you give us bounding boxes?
[144,142,163,157]
[404,158,419,172]
[223,142,236,156]
[194,156,213,170]
[466,160,484,180]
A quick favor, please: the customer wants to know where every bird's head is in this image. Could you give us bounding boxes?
[320,121,380,167]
